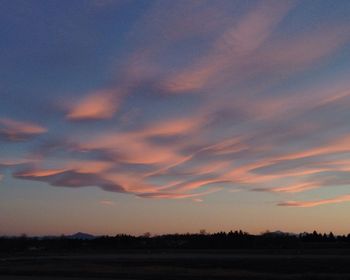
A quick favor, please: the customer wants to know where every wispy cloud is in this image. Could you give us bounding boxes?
[269,182,321,193]
[278,194,350,207]
[161,1,295,93]
[99,199,115,206]
[14,168,125,193]
[66,90,121,121]
[3,1,350,206]
[138,187,221,199]
[80,115,204,166]
[0,118,47,141]
[0,158,35,169]
[17,169,67,177]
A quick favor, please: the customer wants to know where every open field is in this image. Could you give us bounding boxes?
[1,252,350,280]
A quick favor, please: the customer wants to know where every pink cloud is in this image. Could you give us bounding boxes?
[5,4,350,205]
[138,187,221,200]
[165,178,229,193]
[160,14,349,98]
[80,116,204,166]
[66,90,120,121]
[270,182,320,193]
[215,0,295,55]
[161,1,295,93]
[12,163,223,200]
[14,168,125,193]
[263,25,350,69]
[276,135,350,162]
[0,118,47,141]
[65,160,112,174]
[17,168,68,177]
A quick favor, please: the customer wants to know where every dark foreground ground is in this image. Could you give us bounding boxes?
[1,251,350,280]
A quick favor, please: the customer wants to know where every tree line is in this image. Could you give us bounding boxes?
[1,230,350,254]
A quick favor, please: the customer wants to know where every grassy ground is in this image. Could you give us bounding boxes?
[1,252,350,279]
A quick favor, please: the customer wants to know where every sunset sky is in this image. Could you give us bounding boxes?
[1,0,350,236]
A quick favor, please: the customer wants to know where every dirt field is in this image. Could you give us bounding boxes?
[1,252,350,279]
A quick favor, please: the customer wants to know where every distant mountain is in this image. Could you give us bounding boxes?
[68,232,96,240]
[262,230,297,237]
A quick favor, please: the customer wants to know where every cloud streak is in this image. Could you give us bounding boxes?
[0,118,47,141]
[278,194,350,208]
[14,168,125,193]
[161,1,295,93]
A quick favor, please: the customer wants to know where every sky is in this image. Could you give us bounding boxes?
[1,0,350,236]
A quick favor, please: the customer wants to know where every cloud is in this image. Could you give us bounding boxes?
[23,92,350,200]
[17,169,67,177]
[278,194,350,207]
[99,200,115,206]
[161,0,295,93]
[66,90,120,121]
[14,168,125,193]
[263,25,350,69]
[66,160,112,173]
[0,158,35,169]
[159,11,349,99]
[269,182,320,193]
[138,187,221,199]
[215,1,295,55]
[12,164,224,200]
[4,1,350,206]
[0,118,47,141]
[162,177,229,193]
[80,115,204,166]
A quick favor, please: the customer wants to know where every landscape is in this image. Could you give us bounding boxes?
[2,231,350,279]
[1,0,350,279]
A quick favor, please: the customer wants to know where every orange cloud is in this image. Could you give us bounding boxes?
[0,118,47,141]
[278,194,350,207]
[66,90,120,121]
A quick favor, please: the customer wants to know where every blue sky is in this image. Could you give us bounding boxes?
[1,0,350,235]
